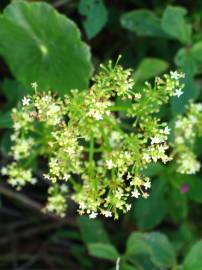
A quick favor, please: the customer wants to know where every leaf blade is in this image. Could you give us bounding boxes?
[0,1,93,95]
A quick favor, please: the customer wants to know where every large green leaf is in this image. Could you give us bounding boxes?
[126,232,151,256]
[121,10,167,37]
[168,188,188,223]
[88,243,119,261]
[79,0,108,39]
[133,179,168,230]
[0,1,93,95]
[161,6,191,44]
[144,233,176,268]
[77,216,109,244]
[134,57,168,83]
[126,232,176,268]
[183,240,202,270]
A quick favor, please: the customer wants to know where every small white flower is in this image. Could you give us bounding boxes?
[64,147,75,155]
[63,174,70,181]
[31,177,37,184]
[151,136,161,144]
[170,71,180,80]
[87,109,103,120]
[132,176,142,186]
[127,172,132,180]
[22,96,30,106]
[143,180,151,190]
[174,88,183,98]
[189,115,197,123]
[164,126,171,135]
[157,144,166,154]
[195,103,202,112]
[131,189,140,198]
[49,104,60,113]
[43,174,50,180]
[145,81,150,87]
[170,70,184,80]
[106,159,114,169]
[31,82,38,91]
[102,210,112,217]
[142,192,149,199]
[134,93,141,99]
[126,204,132,212]
[175,120,182,128]
[79,202,87,210]
[11,134,17,141]
[109,131,122,146]
[124,151,131,159]
[175,136,184,144]
[89,212,98,219]
[94,111,103,120]
[143,153,150,163]
[1,167,7,175]
[60,184,68,192]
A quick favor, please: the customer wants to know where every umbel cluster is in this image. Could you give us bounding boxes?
[2,59,201,219]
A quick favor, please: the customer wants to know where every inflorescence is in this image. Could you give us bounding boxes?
[1,59,185,218]
[174,103,202,174]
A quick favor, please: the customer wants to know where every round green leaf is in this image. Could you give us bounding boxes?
[0,1,93,95]
[79,0,108,39]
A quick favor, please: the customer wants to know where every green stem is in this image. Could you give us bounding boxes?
[23,152,38,169]
[84,147,103,153]
[89,132,94,179]
[109,106,129,111]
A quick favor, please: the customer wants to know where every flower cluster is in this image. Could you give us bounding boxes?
[1,60,184,218]
[1,163,36,190]
[43,184,68,217]
[129,70,184,117]
[174,103,202,174]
